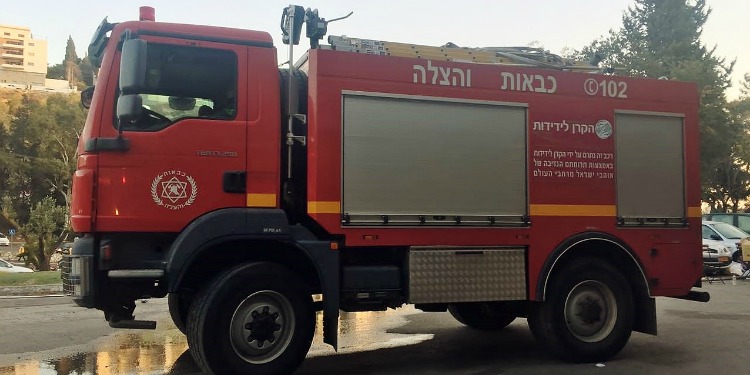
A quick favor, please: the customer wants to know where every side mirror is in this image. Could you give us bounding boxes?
[117,94,143,125]
[120,38,148,94]
[710,234,722,241]
[80,86,94,109]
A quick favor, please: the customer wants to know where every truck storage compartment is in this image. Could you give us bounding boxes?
[341,92,528,226]
[408,247,526,304]
[615,112,685,226]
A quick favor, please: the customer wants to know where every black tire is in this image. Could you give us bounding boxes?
[448,302,516,330]
[527,258,634,363]
[186,262,315,375]
[732,250,742,263]
[165,350,200,374]
[168,292,189,334]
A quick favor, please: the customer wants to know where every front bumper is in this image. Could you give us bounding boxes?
[702,255,731,270]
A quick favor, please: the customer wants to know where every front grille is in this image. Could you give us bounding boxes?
[60,256,74,295]
[61,255,92,297]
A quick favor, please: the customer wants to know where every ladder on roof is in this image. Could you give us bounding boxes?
[326,35,600,72]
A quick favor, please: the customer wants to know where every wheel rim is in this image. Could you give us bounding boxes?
[564,280,617,343]
[230,290,295,364]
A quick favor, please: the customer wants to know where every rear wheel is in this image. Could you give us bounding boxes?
[448,302,516,330]
[186,262,315,375]
[528,258,634,363]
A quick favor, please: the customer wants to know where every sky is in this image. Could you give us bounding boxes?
[3,0,749,99]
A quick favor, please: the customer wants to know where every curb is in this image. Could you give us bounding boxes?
[0,284,63,297]
[0,294,66,299]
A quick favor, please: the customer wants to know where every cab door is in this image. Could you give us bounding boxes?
[94,37,248,233]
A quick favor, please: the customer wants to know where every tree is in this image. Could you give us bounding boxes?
[4,93,83,213]
[47,37,95,86]
[64,36,78,63]
[22,197,67,270]
[46,63,66,80]
[0,89,23,130]
[741,73,750,97]
[0,90,85,265]
[63,36,82,85]
[79,55,95,87]
[728,75,750,211]
[577,0,738,211]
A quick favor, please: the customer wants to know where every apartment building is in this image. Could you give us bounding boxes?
[0,24,48,87]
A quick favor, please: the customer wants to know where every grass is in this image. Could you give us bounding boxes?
[0,271,62,287]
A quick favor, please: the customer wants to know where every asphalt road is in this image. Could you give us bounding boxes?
[1,279,749,375]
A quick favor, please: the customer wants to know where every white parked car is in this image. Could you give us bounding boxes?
[702,220,748,262]
[702,238,733,272]
[0,259,33,273]
[0,233,9,247]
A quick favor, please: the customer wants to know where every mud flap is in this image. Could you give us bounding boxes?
[298,240,340,349]
[633,295,657,335]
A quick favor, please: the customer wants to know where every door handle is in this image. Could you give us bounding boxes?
[84,137,130,152]
[223,171,246,193]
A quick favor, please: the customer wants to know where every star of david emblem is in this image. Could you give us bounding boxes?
[161,177,188,203]
[151,171,198,209]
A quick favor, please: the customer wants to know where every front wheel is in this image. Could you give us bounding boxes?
[186,262,315,375]
[528,258,634,363]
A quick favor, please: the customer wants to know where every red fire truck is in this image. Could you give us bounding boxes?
[63,5,708,375]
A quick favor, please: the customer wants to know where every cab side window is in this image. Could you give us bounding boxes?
[118,43,237,131]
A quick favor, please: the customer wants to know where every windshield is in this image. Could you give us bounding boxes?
[711,222,749,239]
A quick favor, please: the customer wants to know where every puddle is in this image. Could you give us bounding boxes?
[0,332,188,375]
[309,306,433,356]
[0,307,431,374]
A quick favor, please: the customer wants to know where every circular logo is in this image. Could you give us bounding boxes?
[584,78,599,96]
[595,120,613,139]
[151,170,198,210]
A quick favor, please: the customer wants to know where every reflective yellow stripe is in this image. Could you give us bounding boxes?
[246,193,276,208]
[687,207,703,218]
[530,204,616,217]
[308,201,341,214]
[531,204,702,218]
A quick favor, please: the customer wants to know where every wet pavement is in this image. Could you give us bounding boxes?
[0,300,434,375]
[1,279,750,375]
